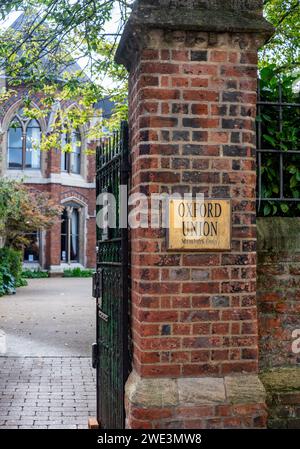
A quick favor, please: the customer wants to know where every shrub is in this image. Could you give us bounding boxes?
[0,178,62,250]
[0,247,27,296]
[0,265,16,296]
[63,268,94,278]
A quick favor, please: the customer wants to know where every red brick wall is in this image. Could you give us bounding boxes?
[257,218,300,428]
[87,142,97,184]
[128,30,260,379]
[257,218,300,369]
[127,403,267,429]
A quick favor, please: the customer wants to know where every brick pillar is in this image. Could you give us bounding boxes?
[116,0,273,429]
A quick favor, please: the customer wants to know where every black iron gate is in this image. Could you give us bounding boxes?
[92,121,130,429]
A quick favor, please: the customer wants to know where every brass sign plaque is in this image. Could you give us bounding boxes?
[167,199,231,251]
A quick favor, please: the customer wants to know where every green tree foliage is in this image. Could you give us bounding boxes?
[0,179,61,294]
[0,178,62,249]
[258,2,300,216]
[261,0,300,72]
[0,1,131,136]
[0,1,298,131]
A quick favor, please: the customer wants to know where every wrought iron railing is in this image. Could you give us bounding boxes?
[95,121,131,429]
[256,81,300,216]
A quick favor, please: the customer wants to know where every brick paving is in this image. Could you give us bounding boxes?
[0,278,96,429]
[0,357,96,429]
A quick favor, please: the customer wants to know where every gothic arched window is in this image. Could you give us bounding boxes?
[61,128,81,174]
[7,109,41,170]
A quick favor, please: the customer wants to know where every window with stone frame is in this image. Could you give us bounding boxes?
[61,128,82,175]
[7,109,41,170]
[61,206,80,263]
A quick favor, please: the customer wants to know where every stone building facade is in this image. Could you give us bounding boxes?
[0,83,97,273]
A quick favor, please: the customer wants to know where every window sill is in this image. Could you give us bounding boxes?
[60,172,84,180]
[6,170,42,178]
[49,263,85,274]
[23,262,41,269]
[55,172,94,188]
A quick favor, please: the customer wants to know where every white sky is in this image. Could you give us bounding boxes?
[0,10,22,29]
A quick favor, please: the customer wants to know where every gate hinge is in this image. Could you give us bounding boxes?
[92,269,102,299]
[92,343,98,369]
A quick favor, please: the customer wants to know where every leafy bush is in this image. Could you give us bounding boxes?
[63,268,94,278]
[0,247,27,296]
[0,265,16,296]
[22,269,49,279]
[0,178,62,250]
[257,65,300,217]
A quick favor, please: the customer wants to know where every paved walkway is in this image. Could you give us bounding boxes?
[0,278,96,429]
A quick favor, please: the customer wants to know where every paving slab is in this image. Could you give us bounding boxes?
[0,278,95,356]
[0,278,96,429]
